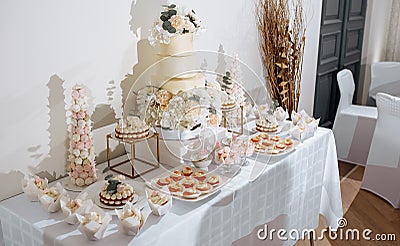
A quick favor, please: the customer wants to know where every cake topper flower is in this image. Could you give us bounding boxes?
[148,3,204,45]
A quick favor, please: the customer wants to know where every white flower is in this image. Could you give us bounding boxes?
[170,15,185,32]
[83,159,90,165]
[85,177,94,185]
[78,120,86,127]
[71,119,78,126]
[72,134,80,142]
[80,150,89,159]
[75,178,84,187]
[75,157,83,165]
[73,149,80,157]
[71,104,80,113]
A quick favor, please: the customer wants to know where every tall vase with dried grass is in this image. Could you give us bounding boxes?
[257,0,306,115]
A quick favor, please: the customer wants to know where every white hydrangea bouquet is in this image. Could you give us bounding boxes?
[137,87,221,131]
[148,3,203,45]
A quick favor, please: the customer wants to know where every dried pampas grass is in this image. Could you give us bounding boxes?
[257,0,306,113]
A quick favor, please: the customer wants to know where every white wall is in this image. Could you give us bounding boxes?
[0,0,322,200]
[359,0,392,104]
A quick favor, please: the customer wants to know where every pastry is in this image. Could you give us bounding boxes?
[99,176,135,206]
[181,166,193,176]
[181,177,196,188]
[207,175,220,186]
[256,119,278,132]
[284,138,293,147]
[156,177,171,186]
[192,171,206,182]
[149,191,169,206]
[115,117,150,140]
[195,182,212,192]
[182,188,200,199]
[170,170,183,182]
[168,182,183,193]
[271,135,280,142]
[251,136,262,143]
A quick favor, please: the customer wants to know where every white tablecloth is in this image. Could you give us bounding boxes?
[0,128,342,246]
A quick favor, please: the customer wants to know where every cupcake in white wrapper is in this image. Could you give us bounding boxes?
[21,175,48,201]
[274,106,289,123]
[60,192,93,224]
[77,204,112,241]
[39,182,67,212]
[146,187,172,216]
[115,202,151,236]
[291,110,302,126]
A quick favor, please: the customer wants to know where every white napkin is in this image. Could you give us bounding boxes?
[60,192,93,225]
[77,204,112,241]
[115,202,151,236]
[21,175,48,202]
[39,182,67,213]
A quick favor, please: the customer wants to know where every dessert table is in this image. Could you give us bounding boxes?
[0,127,342,246]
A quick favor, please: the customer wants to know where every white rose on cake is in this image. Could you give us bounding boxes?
[78,120,86,127]
[80,150,89,159]
[72,134,80,142]
[73,149,81,157]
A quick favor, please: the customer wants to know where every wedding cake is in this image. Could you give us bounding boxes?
[149,4,205,95]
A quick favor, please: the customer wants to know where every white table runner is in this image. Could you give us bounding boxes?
[0,127,342,246]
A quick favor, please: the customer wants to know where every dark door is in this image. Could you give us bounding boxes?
[314,0,367,128]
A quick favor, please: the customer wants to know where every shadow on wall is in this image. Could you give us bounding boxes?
[28,74,69,182]
[120,0,166,109]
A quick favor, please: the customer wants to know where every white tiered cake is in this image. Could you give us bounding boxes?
[153,33,205,95]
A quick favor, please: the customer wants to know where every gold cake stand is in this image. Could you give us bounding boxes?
[106,132,160,179]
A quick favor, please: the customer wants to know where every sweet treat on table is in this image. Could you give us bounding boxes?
[149,190,169,206]
[170,170,183,182]
[99,175,135,206]
[193,171,206,182]
[115,116,150,140]
[271,135,280,142]
[275,143,287,150]
[251,136,262,143]
[260,133,269,139]
[68,85,97,187]
[195,182,212,192]
[181,166,194,176]
[262,140,273,147]
[77,205,112,240]
[168,182,183,193]
[256,119,279,132]
[182,177,196,188]
[207,175,220,186]
[156,177,171,186]
[42,186,62,202]
[182,187,200,199]
[284,138,293,146]
[221,95,236,111]
[255,143,266,152]
[149,4,205,95]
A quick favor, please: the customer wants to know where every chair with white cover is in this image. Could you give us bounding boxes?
[368,62,400,105]
[333,69,378,165]
[361,93,400,208]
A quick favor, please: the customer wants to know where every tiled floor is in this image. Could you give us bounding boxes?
[295,161,400,246]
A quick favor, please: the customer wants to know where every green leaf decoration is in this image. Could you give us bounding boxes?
[226,71,231,77]
[102,167,110,173]
[169,4,176,8]
[168,9,177,16]
[104,174,113,180]
[160,15,169,22]
[168,26,176,33]
[162,21,171,31]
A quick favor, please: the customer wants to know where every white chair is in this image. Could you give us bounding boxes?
[333,69,378,165]
[370,62,400,100]
[362,93,400,208]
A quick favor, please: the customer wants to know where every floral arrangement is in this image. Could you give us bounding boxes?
[67,85,97,187]
[148,3,203,45]
[137,87,221,131]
